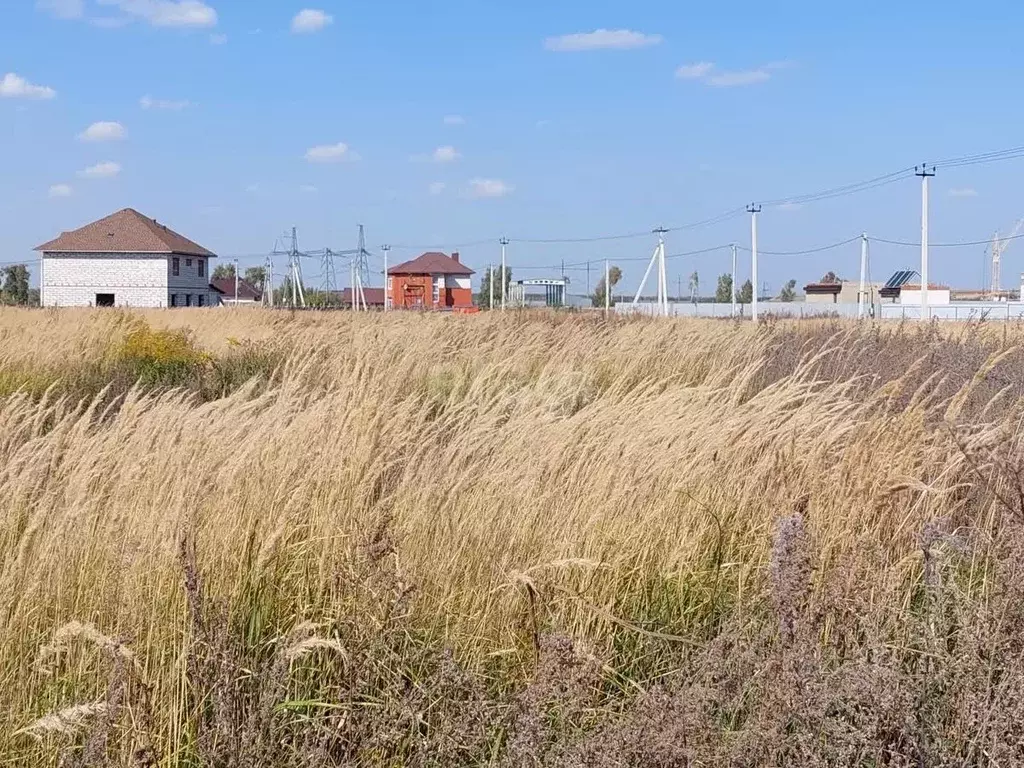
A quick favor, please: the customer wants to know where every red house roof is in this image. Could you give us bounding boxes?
[209,278,262,300]
[338,287,386,306]
[35,208,215,257]
[388,251,473,276]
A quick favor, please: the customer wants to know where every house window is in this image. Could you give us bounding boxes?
[172,257,180,277]
[170,294,178,307]
[198,294,205,307]
[186,258,192,268]
[433,277,441,304]
[185,294,192,307]
[198,259,205,278]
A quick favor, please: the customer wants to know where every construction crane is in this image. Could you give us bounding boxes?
[991,218,1024,295]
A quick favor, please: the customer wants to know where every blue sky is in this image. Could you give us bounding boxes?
[4,0,1024,295]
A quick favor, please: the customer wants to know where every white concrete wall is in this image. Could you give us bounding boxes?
[899,289,951,306]
[41,253,169,307]
[168,255,217,307]
[446,276,471,290]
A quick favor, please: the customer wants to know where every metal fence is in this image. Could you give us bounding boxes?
[617,301,1024,321]
[617,302,870,318]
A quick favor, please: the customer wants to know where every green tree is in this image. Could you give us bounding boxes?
[0,264,30,305]
[212,263,236,280]
[478,266,512,309]
[736,279,753,304]
[715,273,733,303]
[244,266,267,291]
[591,265,623,308]
[820,270,840,284]
[779,279,798,302]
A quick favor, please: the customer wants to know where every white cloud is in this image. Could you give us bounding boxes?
[432,145,461,163]
[429,181,446,196]
[544,29,662,52]
[140,95,191,110]
[0,73,56,100]
[468,178,513,199]
[707,69,772,87]
[96,0,218,28]
[291,9,333,33]
[949,187,978,198]
[677,60,791,88]
[37,0,84,19]
[78,161,121,179]
[48,184,73,198]
[304,142,357,163]
[79,121,126,142]
[209,32,227,44]
[675,62,714,80]
[443,115,465,126]
[300,184,318,193]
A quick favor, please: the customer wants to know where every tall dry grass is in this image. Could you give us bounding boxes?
[2,308,1024,765]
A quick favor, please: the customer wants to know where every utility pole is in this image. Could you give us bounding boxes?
[500,237,509,311]
[632,228,669,316]
[290,227,298,308]
[731,243,737,317]
[747,204,762,323]
[605,259,610,316]
[858,233,868,319]
[262,253,274,307]
[233,258,239,305]
[586,261,591,296]
[655,227,668,316]
[916,165,935,321]
[488,263,495,309]
[381,245,391,311]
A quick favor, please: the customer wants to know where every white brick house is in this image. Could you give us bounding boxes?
[35,208,218,308]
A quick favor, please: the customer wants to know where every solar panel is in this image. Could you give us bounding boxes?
[884,269,919,289]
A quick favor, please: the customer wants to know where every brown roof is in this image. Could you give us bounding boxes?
[35,208,215,257]
[804,282,844,294]
[209,278,261,300]
[338,288,386,305]
[388,251,473,276]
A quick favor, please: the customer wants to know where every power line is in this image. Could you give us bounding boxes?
[870,232,1024,248]
[736,235,861,256]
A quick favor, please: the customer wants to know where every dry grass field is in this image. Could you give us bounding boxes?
[3,307,1024,766]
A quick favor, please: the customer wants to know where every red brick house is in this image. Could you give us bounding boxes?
[387,251,474,309]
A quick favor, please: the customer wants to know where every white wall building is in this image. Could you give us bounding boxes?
[35,208,218,308]
[899,287,952,306]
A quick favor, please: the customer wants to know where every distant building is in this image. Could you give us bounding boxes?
[508,277,570,307]
[804,280,884,304]
[337,287,386,308]
[209,277,262,306]
[387,251,474,309]
[880,270,951,305]
[803,281,843,303]
[898,285,952,306]
[35,208,217,308]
